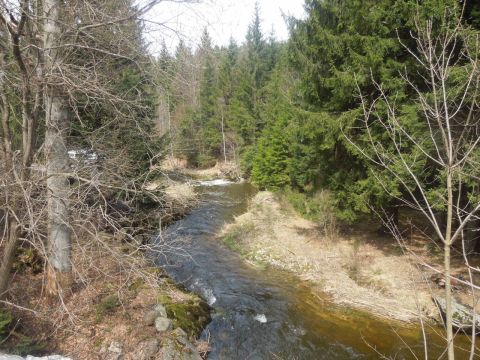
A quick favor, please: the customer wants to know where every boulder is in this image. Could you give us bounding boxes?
[102,341,123,360]
[143,304,168,326]
[160,328,202,360]
[153,304,167,318]
[143,310,158,326]
[136,338,159,360]
[154,317,172,332]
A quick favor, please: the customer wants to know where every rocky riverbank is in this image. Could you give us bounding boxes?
[0,180,208,359]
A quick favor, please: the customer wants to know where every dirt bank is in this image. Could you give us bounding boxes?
[3,232,209,359]
[146,178,199,224]
[219,191,471,324]
[1,181,207,359]
[160,156,241,181]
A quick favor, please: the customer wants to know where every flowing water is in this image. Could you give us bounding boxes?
[157,180,475,359]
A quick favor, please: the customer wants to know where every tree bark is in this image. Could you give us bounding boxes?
[44,0,72,296]
[0,40,19,298]
[0,218,19,297]
[221,106,227,163]
[445,170,455,360]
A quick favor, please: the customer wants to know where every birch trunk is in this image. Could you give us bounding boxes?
[43,0,72,295]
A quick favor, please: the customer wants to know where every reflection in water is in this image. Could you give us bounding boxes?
[156,181,475,359]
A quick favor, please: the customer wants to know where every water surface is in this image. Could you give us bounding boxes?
[157,181,475,359]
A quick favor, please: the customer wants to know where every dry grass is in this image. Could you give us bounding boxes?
[219,191,445,323]
[3,231,199,359]
[163,183,197,206]
[160,156,240,181]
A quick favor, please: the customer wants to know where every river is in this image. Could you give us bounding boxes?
[156,180,474,359]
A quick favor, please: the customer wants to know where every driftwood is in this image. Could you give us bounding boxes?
[433,296,480,334]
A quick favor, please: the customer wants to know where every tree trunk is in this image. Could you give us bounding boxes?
[44,0,72,296]
[445,170,455,360]
[0,41,20,298]
[45,93,72,295]
[221,106,227,163]
[0,217,19,297]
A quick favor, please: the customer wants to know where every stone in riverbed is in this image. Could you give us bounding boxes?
[155,317,172,332]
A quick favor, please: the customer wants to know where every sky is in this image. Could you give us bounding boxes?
[143,0,306,55]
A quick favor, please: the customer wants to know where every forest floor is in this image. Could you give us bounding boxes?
[219,191,480,324]
[2,181,208,359]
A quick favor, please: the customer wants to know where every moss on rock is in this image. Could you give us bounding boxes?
[161,295,211,338]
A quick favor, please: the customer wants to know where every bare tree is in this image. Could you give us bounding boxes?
[0,0,43,296]
[0,0,196,300]
[349,5,480,359]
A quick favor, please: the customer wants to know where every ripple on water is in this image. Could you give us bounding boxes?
[254,314,267,323]
[196,179,234,186]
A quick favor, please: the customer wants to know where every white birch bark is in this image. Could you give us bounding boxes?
[43,0,72,293]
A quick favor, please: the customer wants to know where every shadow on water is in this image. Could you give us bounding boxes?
[156,181,477,359]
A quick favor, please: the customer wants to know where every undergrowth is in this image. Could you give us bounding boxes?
[283,189,338,240]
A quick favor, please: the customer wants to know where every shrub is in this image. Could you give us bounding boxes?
[95,294,121,322]
[285,189,338,240]
[0,309,13,338]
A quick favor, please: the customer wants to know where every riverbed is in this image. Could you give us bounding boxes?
[156,180,474,359]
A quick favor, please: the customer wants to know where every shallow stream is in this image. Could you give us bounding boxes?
[157,180,474,359]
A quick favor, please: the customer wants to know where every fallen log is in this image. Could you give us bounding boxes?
[433,296,480,334]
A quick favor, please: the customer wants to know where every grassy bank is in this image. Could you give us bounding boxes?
[219,191,452,324]
[160,156,241,181]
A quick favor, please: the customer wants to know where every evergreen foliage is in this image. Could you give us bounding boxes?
[166,0,480,224]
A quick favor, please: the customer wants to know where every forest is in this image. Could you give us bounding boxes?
[1,0,480,359]
[164,0,480,225]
